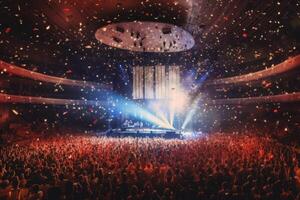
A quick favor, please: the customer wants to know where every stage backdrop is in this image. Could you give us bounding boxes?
[133,65,180,100]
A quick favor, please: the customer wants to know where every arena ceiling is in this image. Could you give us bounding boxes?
[0,0,299,81]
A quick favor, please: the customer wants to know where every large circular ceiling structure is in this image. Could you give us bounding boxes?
[95,21,195,52]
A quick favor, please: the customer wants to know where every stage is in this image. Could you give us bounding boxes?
[104,127,183,139]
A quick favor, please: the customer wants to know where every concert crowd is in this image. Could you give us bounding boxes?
[0,134,300,200]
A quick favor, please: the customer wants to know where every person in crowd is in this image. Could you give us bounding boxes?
[0,134,299,199]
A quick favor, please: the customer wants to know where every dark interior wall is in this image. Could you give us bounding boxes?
[0,104,109,134]
[0,105,10,127]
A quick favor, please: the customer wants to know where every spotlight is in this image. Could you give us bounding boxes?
[150,101,171,127]
[169,88,188,113]
[107,92,174,129]
[168,88,189,128]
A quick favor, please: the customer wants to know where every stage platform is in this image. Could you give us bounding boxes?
[104,128,183,139]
